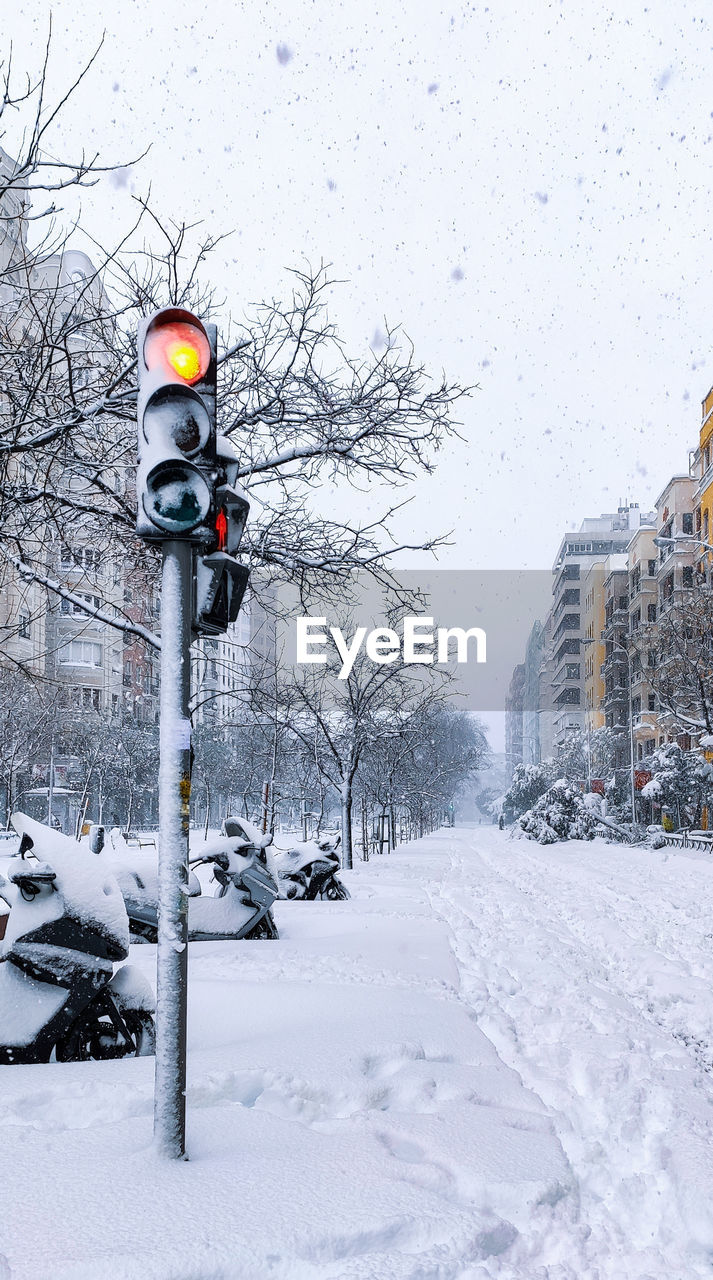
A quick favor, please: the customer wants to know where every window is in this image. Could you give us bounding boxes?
[682,512,694,535]
[59,640,102,667]
[61,593,100,617]
[60,546,101,572]
[18,615,30,639]
[682,566,694,588]
[644,739,655,756]
[648,693,656,711]
[82,688,101,711]
[647,603,657,622]
[647,559,657,577]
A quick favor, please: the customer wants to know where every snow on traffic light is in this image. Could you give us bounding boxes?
[193,438,251,636]
[136,308,217,542]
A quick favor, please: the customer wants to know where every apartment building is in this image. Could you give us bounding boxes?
[521,619,545,765]
[601,556,630,776]
[627,525,659,761]
[192,582,278,726]
[656,475,697,611]
[696,385,713,557]
[581,560,607,736]
[547,505,655,748]
[505,663,525,779]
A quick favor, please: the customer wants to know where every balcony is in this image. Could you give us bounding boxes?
[629,579,657,605]
[602,648,627,667]
[554,687,580,708]
[553,614,581,645]
[554,589,581,618]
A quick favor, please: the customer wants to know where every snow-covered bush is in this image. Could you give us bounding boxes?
[519,780,598,844]
[502,761,558,823]
[645,742,696,815]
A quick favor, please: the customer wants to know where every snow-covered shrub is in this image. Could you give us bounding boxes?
[643,741,713,827]
[604,770,631,824]
[502,761,558,823]
[519,780,598,844]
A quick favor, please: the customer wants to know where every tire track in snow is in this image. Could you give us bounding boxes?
[427,833,713,1280]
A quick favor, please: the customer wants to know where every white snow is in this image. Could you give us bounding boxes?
[4,813,129,952]
[1,826,713,1278]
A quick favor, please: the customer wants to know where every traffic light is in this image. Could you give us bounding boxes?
[192,440,251,636]
[136,308,217,543]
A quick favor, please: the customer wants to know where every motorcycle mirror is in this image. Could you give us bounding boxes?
[18,833,34,859]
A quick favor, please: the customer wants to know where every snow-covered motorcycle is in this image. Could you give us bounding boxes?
[0,813,155,1065]
[223,817,350,901]
[108,828,279,943]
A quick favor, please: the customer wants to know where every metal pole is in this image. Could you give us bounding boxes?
[47,736,54,826]
[154,541,192,1159]
[261,781,270,833]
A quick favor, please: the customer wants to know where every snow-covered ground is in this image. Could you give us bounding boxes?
[2,826,713,1279]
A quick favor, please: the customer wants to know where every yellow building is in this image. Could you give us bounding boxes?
[697,386,713,563]
[581,560,606,734]
[627,525,659,760]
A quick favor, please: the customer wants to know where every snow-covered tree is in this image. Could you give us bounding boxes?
[501,761,558,823]
[632,590,713,738]
[640,742,711,826]
[519,781,598,844]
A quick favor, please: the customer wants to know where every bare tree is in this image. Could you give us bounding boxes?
[268,622,456,867]
[633,589,713,737]
[0,42,469,654]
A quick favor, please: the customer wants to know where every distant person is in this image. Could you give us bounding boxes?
[498,814,504,830]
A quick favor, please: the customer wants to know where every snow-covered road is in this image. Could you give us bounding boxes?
[2,827,713,1279]
[427,828,713,1278]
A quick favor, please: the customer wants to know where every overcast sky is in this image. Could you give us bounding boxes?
[5,0,711,578]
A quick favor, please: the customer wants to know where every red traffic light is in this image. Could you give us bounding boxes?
[215,508,228,552]
[144,315,211,385]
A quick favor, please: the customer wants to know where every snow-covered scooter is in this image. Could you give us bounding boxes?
[224,817,350,901]
[0,813,155,1065]
[109,828,280,943]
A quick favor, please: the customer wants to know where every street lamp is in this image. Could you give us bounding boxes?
[653,534,713,554]
[581,635,637,823]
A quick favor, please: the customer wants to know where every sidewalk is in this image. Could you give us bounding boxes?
[0,831,571,1280]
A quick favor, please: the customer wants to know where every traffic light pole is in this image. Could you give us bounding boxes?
[154,540,192,1158]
